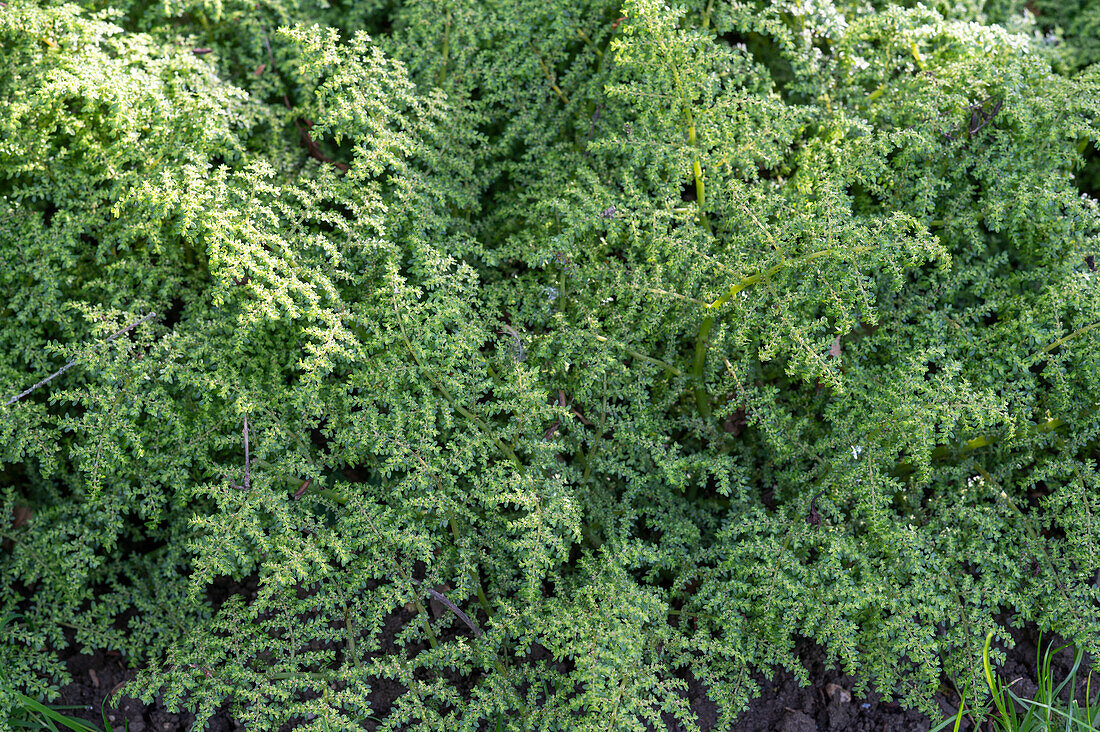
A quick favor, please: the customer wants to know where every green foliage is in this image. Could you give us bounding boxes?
[1,614,123,731]
[1,0,1098,729]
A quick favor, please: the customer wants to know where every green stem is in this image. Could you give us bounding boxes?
[692,315,715,419]
[532,43,569,105]
[701,0,714,29]
[587,331,683,374]
[392,291,522,469]
[267,671,329,681]
[1036,321,1100,357]
[691,245,876,419]
[413,595,440,650]
[447,513,494,621]
[445,515,517,683]
[344,605,359,669]
[435,11,451,86]
[575,26,602,59]
[887,414,1071,479]
[658,37,710,235]
[689,121,708,233]
[581,389,608,485]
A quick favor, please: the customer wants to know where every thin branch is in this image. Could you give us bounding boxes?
[531,43,569,105]
[645,286,707,306]
[229,414,252,491]
[968,97,1003,136]
[261,30,276,68]
[586,331,683,375]
[243,414,251,490]
[500,323,526,362]
[296,118,350,172]
[391,289,522,468]
[1036,320,1100,357]
[5,312,157,407]
[427,587,483,638]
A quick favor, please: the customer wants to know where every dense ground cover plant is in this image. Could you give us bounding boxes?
[1,0,1098,729]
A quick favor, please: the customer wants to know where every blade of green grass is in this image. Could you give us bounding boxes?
[8,692,102,732]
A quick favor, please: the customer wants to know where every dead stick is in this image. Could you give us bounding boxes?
[243,414,250,490]
[427,588,483,637]
[5,312,157,407]
[295,119,350,171]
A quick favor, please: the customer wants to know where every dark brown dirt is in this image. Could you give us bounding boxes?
[56,647,240,732]
[52,582,1095,731]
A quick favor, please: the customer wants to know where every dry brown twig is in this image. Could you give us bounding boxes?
[4,312,157,407]
[228,414,252,490]
[426,586,483,637]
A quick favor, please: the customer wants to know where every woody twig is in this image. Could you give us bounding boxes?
[5,312,157,407]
